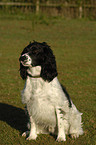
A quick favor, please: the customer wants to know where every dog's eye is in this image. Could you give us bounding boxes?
[30,50,36,55]
[32,48,39,55]
[32,51,36,55]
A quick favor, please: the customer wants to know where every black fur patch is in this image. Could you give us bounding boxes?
[19,63,28,80]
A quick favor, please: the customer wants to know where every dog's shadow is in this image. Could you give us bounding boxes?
[0,103,28,133]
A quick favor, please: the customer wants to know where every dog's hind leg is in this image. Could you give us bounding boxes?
[69,105,83,138]
[26,116,37,140]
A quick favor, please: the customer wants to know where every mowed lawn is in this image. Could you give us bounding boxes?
[0,15,96,145]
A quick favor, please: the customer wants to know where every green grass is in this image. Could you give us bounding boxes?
[0,14,96,145]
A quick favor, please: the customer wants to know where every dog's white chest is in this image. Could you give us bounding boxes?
[22,77,57,126]
[22,76,68,127]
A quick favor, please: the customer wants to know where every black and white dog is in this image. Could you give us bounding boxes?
[19,41,83,142]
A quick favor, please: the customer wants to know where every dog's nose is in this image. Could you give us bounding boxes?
[19,55,27,62]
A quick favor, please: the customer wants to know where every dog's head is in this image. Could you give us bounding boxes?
[19,41,58,82]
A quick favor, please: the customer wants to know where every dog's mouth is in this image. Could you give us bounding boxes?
[20,60,28,66]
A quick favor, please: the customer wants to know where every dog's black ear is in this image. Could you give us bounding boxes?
[40,45,58,82]
[19,63,28,80]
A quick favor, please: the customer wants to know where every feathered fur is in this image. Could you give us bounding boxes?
[19,41,83,142]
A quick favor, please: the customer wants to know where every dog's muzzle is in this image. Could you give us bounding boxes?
[19,54,32,66]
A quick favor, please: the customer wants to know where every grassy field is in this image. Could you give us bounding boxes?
[0,14,96,145]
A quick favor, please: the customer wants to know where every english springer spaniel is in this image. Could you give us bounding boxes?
[19,41,83,142]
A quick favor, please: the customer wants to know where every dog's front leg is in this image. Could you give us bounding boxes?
[56,107,66,142]
[26,116,37,140]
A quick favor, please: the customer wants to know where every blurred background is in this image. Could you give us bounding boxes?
[0,0,96,19]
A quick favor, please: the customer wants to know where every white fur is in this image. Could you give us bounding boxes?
[21,66,83,141]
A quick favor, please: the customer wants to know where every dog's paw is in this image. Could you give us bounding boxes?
[22,131,29,137]
[56,136,66,142]
[71,133,79,139]
[26,134,37,140]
